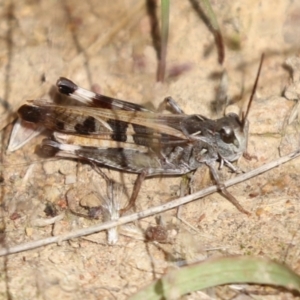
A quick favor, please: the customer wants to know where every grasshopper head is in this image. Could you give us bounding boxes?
[216,53,264,162]
[215,112,248,162]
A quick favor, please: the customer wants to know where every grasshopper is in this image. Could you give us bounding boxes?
[17,55,264,215]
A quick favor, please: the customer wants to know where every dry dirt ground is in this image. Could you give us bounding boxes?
[1,0,300,299]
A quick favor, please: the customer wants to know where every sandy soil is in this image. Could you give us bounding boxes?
[1,0,300,299]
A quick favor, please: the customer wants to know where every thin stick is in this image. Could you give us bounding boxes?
[0,150,299,257]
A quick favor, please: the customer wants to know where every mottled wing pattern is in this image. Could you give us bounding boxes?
[57,77,152,112]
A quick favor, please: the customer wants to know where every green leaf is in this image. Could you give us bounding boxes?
[129,256,300,299]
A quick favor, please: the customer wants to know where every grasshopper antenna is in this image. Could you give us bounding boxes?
[242,53,265,128]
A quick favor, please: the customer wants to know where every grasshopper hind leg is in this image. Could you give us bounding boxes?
[120,169,149,214]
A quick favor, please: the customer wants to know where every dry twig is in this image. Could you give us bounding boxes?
[0,150,299,256]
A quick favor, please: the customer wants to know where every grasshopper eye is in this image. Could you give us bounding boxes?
[220,126,235,144]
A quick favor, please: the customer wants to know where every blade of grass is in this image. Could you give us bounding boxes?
[130,256,300,299]
[190,0,225,64]
[157,0,170,82]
